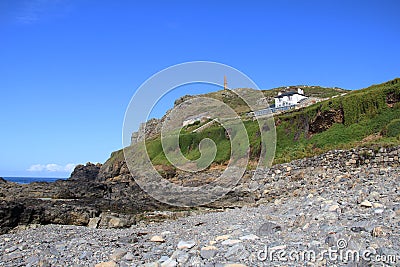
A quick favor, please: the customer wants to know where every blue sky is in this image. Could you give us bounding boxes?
[0,0,399,177]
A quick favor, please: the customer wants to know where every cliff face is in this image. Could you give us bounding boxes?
[131,118,162,145]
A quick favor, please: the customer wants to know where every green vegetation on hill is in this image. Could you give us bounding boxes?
[107,78,400,170]
[382,119,400,137]
[274,78,400,163]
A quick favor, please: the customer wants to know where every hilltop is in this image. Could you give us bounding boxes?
[172,85,348,116]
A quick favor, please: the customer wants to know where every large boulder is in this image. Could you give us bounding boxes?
[68,162,102,182]
[0,201,25,234]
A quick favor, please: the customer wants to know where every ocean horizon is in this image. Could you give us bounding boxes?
[2,177,67,184]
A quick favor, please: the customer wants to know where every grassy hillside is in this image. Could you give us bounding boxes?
[274,78,400,163]
[108,79,400,170]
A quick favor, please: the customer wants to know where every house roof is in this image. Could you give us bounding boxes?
[274,91,305,98]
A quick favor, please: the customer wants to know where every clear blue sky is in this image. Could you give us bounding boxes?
[0,0,399,177]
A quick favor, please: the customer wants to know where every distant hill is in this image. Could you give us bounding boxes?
[107,78,400,172]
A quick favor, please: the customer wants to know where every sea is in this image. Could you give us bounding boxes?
[2,177,67,184]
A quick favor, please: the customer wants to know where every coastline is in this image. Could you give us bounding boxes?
[1,177,66,184]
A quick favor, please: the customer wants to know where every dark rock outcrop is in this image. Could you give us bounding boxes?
[68,162,101,182]
[309,108,344,134]
[0,201,24,234]
[0,199,100,234]
[0,162,174,233]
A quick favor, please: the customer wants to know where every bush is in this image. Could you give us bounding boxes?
[383,119,400,137]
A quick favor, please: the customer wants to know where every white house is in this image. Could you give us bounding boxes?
[274,88,307,108]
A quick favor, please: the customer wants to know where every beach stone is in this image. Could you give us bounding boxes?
[119,262,131,267]
[372,202,384,208]
[150,236,165,243]
[351,226,367,233]
[110,249,127,261]
[172,250,190,263]
[95,261,118,267]
[38,259,51,267]
[257,221,282,236]
[108,217,127,228]
[88,217,100,228]
[371,226,385,237]
[200,246,218,259]
[239,234,259,240]
[215,235,230,241]
[224,244,249,260]
[123,252,135,261]
[3,252,23,261]
[222,239,242,246]
[360,200,373,208]
[374,208,384,214]
[25,255,39,265]
[158,256,170,262]
[326,204,340,212]
[79,251,93,260]
[160,258,177,267]
[177,240,195,250]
